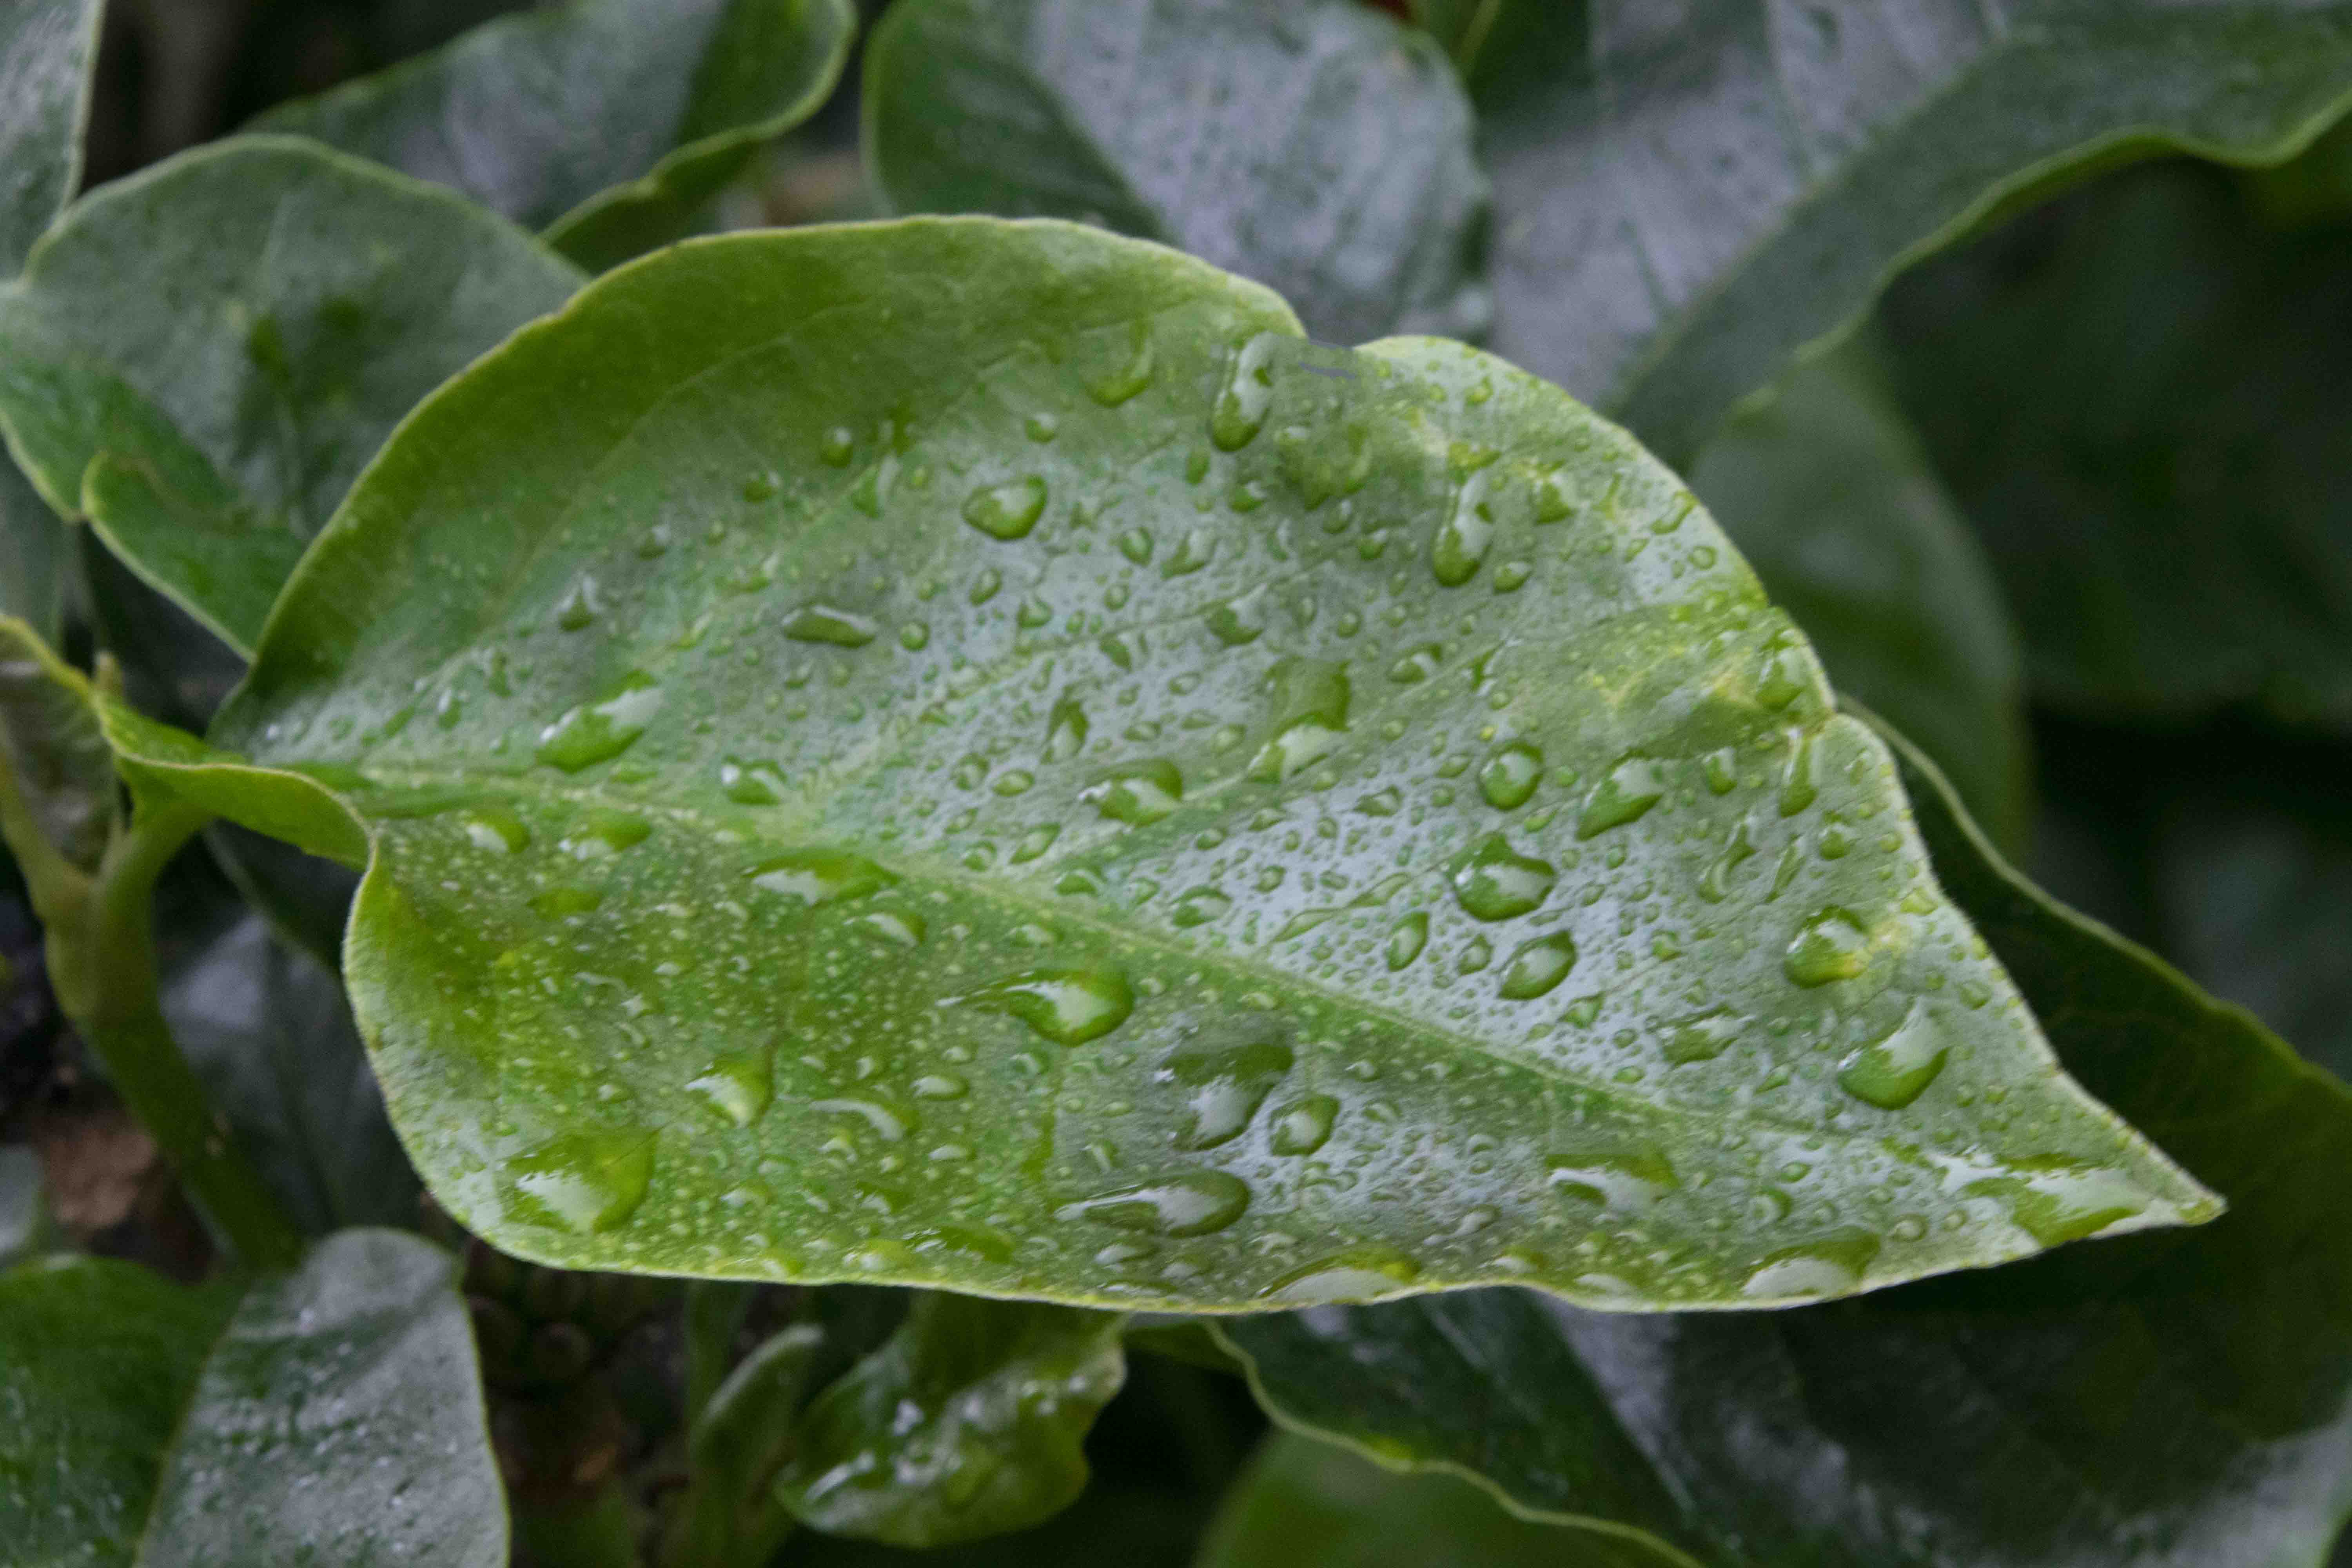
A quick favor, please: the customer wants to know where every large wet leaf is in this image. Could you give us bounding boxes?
[0,135,582,654]
[1886,157,2352,727]
[0,0,101,274]
[0,1229,506,1566]
[1194,1431,1641,1568]
[106,218,2210,1308]
[1218,720,2352,1567]
[864,0,1487,346]
[1476,1,2352,462]
[256,0,856,268]
[779,1294,1127,1546]
[1690,347,2030,851]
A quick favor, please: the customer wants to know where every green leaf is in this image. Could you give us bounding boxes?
[864,0,1488,346]
[0,0,102,275]
[166,900,420,1235]
[0,614,114,875]
[255,0,857,267]
[0,1229,507,1566]
[1217,717,2352,1568]
[0,136,583,654]
[0,457,66,649]
[1688,345,2031,852]
[779,1293,1127,1546]
[111,219,2210,1307]
[1194,1431,1664,1568]
[1476,3,2352,461]
[1886,157,2352,727]
[667,1319,828,1566]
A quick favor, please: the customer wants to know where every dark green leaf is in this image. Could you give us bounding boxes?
[1689,345,2031,851]
[0,1229,507,1566]
[1194,1432,1671,1568]
[1886,157,2352,727]
[1219,717,2352,1568]
[109,220,2209,1307]
[0,136,583,653]
[0,0,102,274]
[864,0,1488,346]
[1477,2,2352,461]
[779,1293,1126,1546]
[166,903,419,1235]
[0,457,66,648]
[666,1319,827,1566]
[0,615,112,874]
[255,0,856,266]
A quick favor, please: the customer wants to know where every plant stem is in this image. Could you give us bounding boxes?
[13,788,304,1267]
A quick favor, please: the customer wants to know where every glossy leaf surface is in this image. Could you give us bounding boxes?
[0,136,582,653]
[0,0,100,274]
[256,0,856,266]
[865,0,1487,346]
[1886,157,2352,727]
[0,459,65,648]
[1220,722,2352,1567]
[1195,1432,1650,1568]
[113,219,2209,1308]
[0,1230,506,1566]
[1690,347,2030,851]
[1477,1,2352,461]
[779,1294,1126,1546]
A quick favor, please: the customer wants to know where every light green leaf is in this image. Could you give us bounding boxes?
[864,0,1488,346]
[109,218,2210,1307]
[1218,717,2352,1568]
[256,0,857,268]
[1886,157,2352,727]
[1194,1431,1667,1568]
[0,1229,507,1566]
[0,0,102,275]
[1476,2,2352,461]
[1689,344,2031,851]
[779,1293,1126,1547]
[167,902,419,1235]
[0,135,583,655]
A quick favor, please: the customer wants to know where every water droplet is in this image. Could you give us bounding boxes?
[949,967,1135,1045]
[1451,834,1556,920]
[1548,1139,1677,1211]
[1697,818,1757,902]
[505,1131,654,1234]
[1740,1232,1880,1301]
[687,1051,773,1127]
[721,756,788,804]
[1662,1007,1746,1064]
[1478,741,1543,810]
[1011,824,1061,863]
[963,475,1048,540]
[1088,321,1156,406]
[1025,412,1060,443]
[1384,911,1430,970]
[1082,760,1185,826]
[556,577,600,630]
[461,805,530,854]
[820,426,856,466]
[747,849,898,906]
[1211,335,1278,451]
[1044,695,1090,762]
[1836,1000,1951,1109]
[899,621,931,652]
[1270,1094,1338,1156]
[783,604,879,646]
[970,566,1002,604]
[811,1096,910,1142]
[537,672,663,771]
[1059,1170,1250,1236]
[1458,936,1493,973]
[1261,1250,1420,1304]
[558,810,651,860]
[1205,587,1268,646]
[851,909,927,946]
[1967,1168,2148,1247]
[1785,908,1872,987]
[1387,644,1443,684]
[1171,887,1234,928]
[1577,755,1666,838]
[913,1073,969,1100]
[1161,527,1216,578]
[743,470,778,502]
[1160,1040,1292,1150]
[1431,474,1494,586]
[1499,931,1577,999]
[530,887,603,919]
[1118,527,1155,564]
